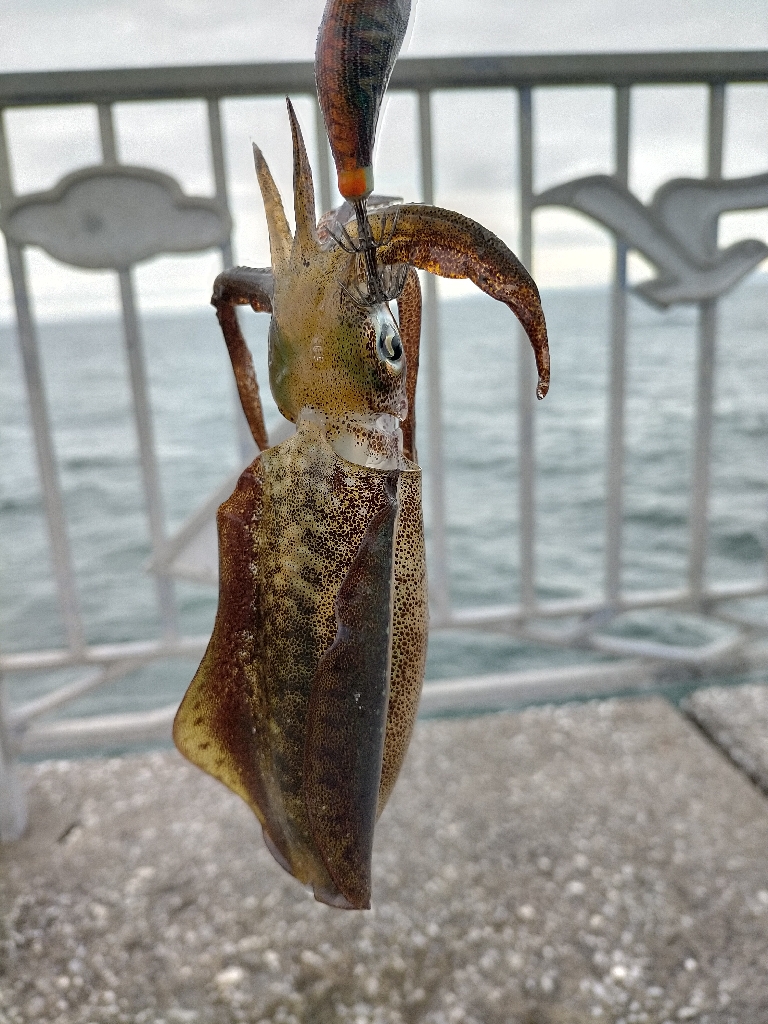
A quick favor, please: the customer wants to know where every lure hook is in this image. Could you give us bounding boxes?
[328,204,404,306]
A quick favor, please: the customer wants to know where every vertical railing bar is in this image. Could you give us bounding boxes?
[207,96,255,462]
[604,85,631,607]
[313,98,333,216]
[97,103,118,165]
[0,109,86,654]
[117,270,178,638]
[0,671,26,841]
[688,82,724,604]
[207,96,235,268]
[417,89,450,623]
[706,82,725,181]
[517,86,537,614]
[96,106,178,638]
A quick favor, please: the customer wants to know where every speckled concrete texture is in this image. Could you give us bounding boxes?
[2,697,768,1024]
[684,682,768,795]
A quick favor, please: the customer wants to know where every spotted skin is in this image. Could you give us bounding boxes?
[174,421,426,907]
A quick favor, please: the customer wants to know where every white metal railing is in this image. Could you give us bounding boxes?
[1,52,768,837]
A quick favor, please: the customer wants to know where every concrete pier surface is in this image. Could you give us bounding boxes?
[685,683,768,796]
[2,693,768,1024]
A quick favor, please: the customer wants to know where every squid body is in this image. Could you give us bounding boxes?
[174,0,549,911]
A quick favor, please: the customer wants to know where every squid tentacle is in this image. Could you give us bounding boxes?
[211,265,274,310]
[375,203,550,399]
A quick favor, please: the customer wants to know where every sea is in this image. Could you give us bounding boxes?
[1,279,767,727]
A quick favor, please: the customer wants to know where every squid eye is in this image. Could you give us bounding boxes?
[377,320,403,371]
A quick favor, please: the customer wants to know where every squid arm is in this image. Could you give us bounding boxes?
[396,266,421,462]
[210,267,274,452]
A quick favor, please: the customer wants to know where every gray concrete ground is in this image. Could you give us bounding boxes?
[2,695,768,1024]
[685,683,768,796]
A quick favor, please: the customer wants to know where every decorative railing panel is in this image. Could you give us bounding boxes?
[1,52,767,839]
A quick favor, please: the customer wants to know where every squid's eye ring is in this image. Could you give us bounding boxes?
[376,320,404,372]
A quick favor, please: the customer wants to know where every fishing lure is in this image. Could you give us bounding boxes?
[173,0,549,910]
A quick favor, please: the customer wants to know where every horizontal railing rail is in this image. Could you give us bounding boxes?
[0,51,767,109]
[1,51,767,838]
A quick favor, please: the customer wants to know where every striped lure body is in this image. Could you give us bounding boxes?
[316,0,411,200]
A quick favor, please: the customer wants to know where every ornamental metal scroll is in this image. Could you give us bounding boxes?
[535,171,768,307]
[0,165,231,271]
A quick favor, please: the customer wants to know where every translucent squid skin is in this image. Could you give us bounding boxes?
[173,100,549,909]
[316,0,411,199]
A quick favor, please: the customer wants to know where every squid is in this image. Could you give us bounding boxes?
[173,0,549,910]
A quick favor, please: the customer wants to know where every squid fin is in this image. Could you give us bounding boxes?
[304,473,399,910]
[172,461,292,870]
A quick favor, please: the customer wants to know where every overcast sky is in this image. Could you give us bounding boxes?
[1,1,767,319]
[2,0,767,71]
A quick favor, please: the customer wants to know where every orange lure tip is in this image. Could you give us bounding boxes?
[337,166,374,200]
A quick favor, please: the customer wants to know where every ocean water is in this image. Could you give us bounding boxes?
[1,279,767,722]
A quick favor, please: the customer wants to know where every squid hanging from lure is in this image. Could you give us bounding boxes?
[173,0,550,910]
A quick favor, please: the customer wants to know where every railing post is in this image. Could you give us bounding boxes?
[517,86,537,615]
[417,89,450,625]
[118,269,179,638]
[205,97,234,269]
[313,98,333,216]
[0,110,86,655]
[689,82,725,605]
[97,105,179,638]
[604,86,631,608]
[206,96,256,463]
[0,670,26,841]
